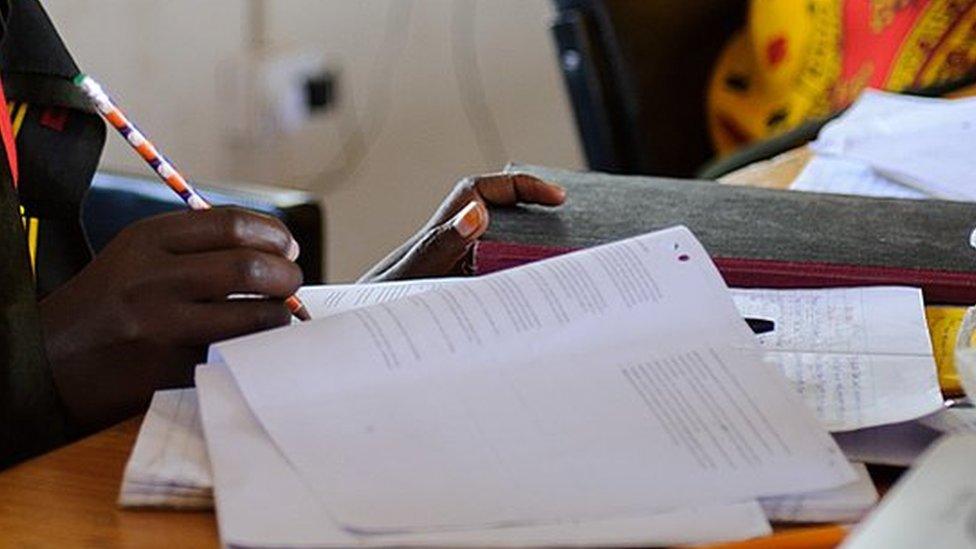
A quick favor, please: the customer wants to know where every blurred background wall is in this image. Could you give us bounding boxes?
[43,0,582,281]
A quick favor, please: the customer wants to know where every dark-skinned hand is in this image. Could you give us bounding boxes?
[360,173,566,282]
[38,207,303,433]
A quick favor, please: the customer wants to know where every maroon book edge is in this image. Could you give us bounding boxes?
[474,240,976,305]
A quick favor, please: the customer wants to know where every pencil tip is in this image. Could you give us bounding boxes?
[294,306,312,322]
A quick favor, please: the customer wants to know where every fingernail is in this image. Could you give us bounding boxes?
[451,201,486,240]
[286,239,301,261]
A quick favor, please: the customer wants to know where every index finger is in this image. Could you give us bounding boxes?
[139,207,298,258]
[472,173,566,207]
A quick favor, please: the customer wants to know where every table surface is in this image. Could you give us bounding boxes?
[0,417,219,547]
[0,149,825,548]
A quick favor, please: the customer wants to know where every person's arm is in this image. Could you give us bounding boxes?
[361,173,566,281]
[38,207,302,434]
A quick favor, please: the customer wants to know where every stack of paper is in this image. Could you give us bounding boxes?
[122,227,960,545]
[120,363,884,528]
[122,287,896,536]
[196,226,865,546]
[790,89,976,201]
[197,362,773,547]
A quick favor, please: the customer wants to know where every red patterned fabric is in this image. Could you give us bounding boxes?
[474,240,976,305]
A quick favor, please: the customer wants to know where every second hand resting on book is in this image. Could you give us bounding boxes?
[360,173,566,282]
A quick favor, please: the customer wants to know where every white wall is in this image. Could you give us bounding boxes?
[43,0,582,281]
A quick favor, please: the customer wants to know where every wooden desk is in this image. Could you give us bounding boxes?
[717,147,811,190]
[2,415,894,548]
[0,417,218,547]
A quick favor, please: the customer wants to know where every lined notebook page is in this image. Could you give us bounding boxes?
[731,287,942,431]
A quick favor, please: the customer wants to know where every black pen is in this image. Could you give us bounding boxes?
[745,317,775,335]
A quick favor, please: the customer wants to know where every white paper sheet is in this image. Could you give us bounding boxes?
[759,462,877,523]
[730,287,943,431]
[211,226,854,533]
[196,363,773,547]
[118,389,213,509]
[828,406,976,468]
[832,420,941,467]
[918,407,976,434]
[790,155,931,199]
[811,89,976,200]
[297,279,458,319]
[843,435,976,548]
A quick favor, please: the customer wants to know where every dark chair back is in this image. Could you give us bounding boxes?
[551,0,746,177]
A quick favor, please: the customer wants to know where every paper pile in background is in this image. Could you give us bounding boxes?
[790,89,976,201]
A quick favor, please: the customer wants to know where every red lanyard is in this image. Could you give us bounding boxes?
[0,76,19,188]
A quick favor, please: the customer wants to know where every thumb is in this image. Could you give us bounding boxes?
[380,201,489,280]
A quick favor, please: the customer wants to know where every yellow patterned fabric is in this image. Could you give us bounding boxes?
[708,0,976,154]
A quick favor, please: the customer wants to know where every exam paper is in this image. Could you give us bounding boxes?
[212,226,854,532]
[730,287,943,431]
[196,363,773,547]
[843,435,976,549]
[118,389,213,509]
[759,462,877,523]
[315,283,944,432]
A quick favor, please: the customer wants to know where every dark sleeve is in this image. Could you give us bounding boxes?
[0,0,105,467]
[0,161,67,469]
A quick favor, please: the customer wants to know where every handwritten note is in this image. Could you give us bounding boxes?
[731,287,942,431]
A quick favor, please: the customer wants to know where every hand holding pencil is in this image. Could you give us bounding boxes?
[75,73,311,322]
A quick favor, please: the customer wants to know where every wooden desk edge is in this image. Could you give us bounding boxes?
[0,416,219,547]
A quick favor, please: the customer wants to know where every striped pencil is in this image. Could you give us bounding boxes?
[74,73,311,322]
